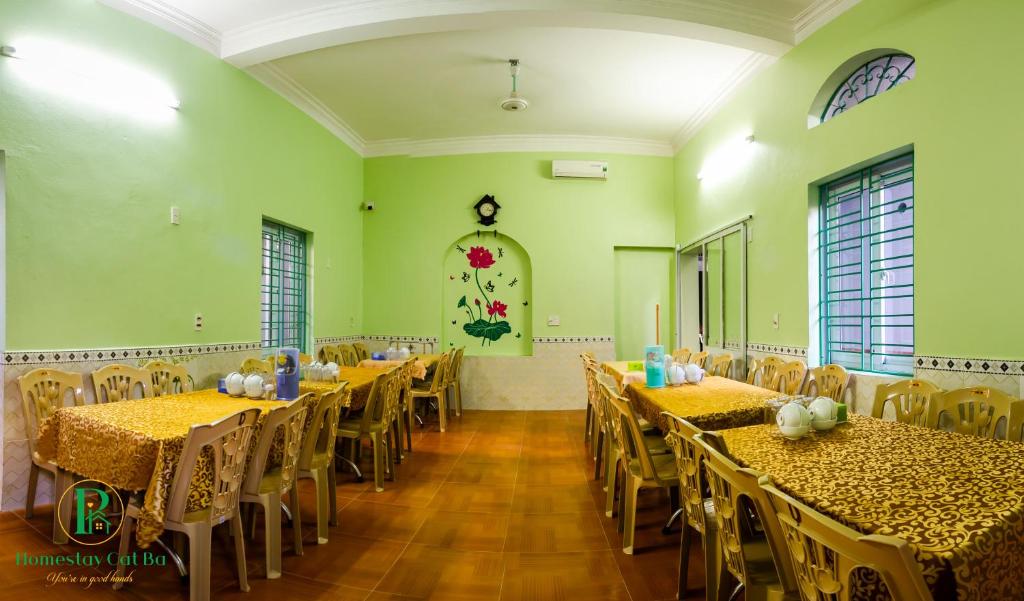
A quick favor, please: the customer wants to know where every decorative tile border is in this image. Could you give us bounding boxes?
[533,336,614,344]
[3,342,261,365]
[915,355,1024,375]
[748,343,808,357]
[313,336,362,344]
[362,335,439,344]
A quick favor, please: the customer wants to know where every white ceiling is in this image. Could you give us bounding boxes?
[101,0,860,156]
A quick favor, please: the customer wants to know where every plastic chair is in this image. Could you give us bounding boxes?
[353,342,370,362]
[16,368,85,541]
[771,360,807,395]
[92,364,152,402]
[296,383,349,543]
[446,347,466,416]
[747,356,784,388]
[317,345,341,364]
[143,360,193,396]
[708,354,734,378]
[392,358,417,459]
[114,409,260,601]
[759,475,932,601]
[338,344,359,367]
[240,396,310,579]
[581,352,599,453]
[690,351,709,369]
[412,352,451,431]
[672,348,693,363]
[803,364,849,402]
[926,386,1020,439]
[338,370,401,492]
[240,358,274,377]
[870,379,941,426]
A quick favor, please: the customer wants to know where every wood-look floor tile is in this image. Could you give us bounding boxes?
[428,482,514,513]
[510,483,598,514]
[516,458,588,486]
[335,500,431,543]
[446,458,518,485]
[500,550,631,601]
[504,512,609,553]
[214,573,371,601]
[411,510,510,552]
[357,478,445,508]
[375,543,503,600]
[279,533,405,589]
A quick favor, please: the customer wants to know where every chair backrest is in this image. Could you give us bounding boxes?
[672,348,692,363]
[927,386,1019,439]
[606,386,672,486]
[694,433,797,594]
[338,344,358,367]
[143,360,193,396]
[317,345,341,364]
[871,379,940,426]
[747,356,784,387]
[352,342,370,362]
[595,372,625,451]
[298,383,349,470]
[803,364,849,402]
[690,351,709,369]
[425,351,451,394]
[662,414,709,535]
[18,368,86,455]
[298,353,313,366]
[92,364,152,402]
[448,347,465,384]
[240,358,273,377]
[771,360,807,395]
[243,396,311,497]
[708,354,733,378]
[396,357,416,407]
[166,408,261,524]
[759,476,932,601]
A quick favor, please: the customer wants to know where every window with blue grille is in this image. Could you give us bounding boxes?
[261,220,308,350]
[819,153,914,375]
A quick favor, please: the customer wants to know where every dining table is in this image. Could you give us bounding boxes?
[602,361,781,431]
[720,414,1024,601]
[301,365,381,410]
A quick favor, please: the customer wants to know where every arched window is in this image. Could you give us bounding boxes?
[810,50,916,126]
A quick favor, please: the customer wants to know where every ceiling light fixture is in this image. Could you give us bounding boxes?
[500,58,529,112]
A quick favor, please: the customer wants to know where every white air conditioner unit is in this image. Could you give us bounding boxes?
[552,160,608,180]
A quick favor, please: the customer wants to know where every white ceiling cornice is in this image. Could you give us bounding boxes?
[98,0,221,55]
[363,134,675,158]
[671,53,776,151]
[793,0,862,43]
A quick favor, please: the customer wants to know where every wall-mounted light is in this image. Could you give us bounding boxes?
[1,38,180,120]
[697,132,756,182]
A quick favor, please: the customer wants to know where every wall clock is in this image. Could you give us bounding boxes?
[474,194,501,226]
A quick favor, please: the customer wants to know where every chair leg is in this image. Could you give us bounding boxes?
[112,511,135,590]
[370,432,385,492]
[25,464,39,519]
[454,381,462,416]
[593,430,604,480]
[678,521,692,599]
[385,431,396,482]
[288,487,303,556]
[311,469,330,544]
[605,458,619,517]
[327,460,338,526]
[394,412,405,464]
[405,402,415,450]
[187,524,213,601]
[704,521,721,601]
[262,494,282,579]
[584,403,593,445]
[437,393,448,432]
[622,477,641,554]
[53,468,72,544]
[231,513,250,592]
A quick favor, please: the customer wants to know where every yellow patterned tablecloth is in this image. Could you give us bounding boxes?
[603,363,779,432]
[720,415,1024,601]
[302,367,380,410]
[356,359,428,379]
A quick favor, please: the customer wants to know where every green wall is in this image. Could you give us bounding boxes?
[0,0,364,350]
[613,248,674,360]
[674,0,1024,359]
[363,153,674,342]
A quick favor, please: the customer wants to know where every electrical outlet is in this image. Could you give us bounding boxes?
[170,206,181,225]
[194,313,203,331]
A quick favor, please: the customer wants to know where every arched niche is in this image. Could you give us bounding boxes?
[442,232,532,356]
[808,48,916,128]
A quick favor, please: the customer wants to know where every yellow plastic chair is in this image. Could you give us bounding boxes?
[581,353,602,454]
[296,383,349,544]
[694,433,799,601]
[605,386,679,555]
[771,360,807,395]
[759,475,932,601]
[393,357,417,458]
[412,352,451,431]
[338,344,359,367]
[240,396,310,579]
[298,353,313,366]
[317,345,341,364]
[803,364,849,402]
[708,354,733,378]
[663,414,721,601]
[926,386,1020,439]
[338,371,400,492]
[747,356,784,388]
[672,348,693,363]
[352,342,371,362]
[870,379,941,426]
[240,358,273,377]
[114,409,260,601]
[92,364,152,402]
[16,368,85,541]
[144,360,193,396]
[446,347,466,416]
[690,351,709,369]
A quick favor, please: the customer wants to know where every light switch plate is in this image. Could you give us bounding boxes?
[170,206,181,225]
[547,315,560,326]
[772,313,780,329]
[194,313,203,331]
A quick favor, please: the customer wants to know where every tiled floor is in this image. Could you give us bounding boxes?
[0,410,708,601]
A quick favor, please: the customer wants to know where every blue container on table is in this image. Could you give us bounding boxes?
[644,345,665,388]
[274,347,300,400]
